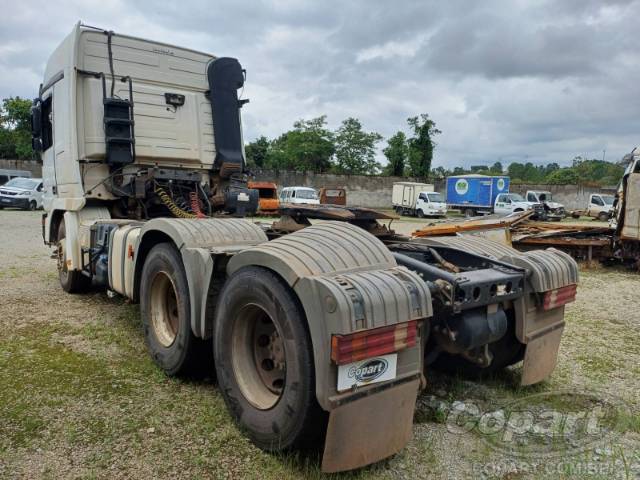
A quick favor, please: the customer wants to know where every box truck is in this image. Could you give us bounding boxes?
[446,175,510,217]
[392,182,445,217]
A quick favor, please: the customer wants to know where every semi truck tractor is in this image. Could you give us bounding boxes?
[31,24,579,473]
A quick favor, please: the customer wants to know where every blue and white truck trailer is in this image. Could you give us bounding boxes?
[446,174,510,217]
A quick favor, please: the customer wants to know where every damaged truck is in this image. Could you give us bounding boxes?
[31,23,579,472]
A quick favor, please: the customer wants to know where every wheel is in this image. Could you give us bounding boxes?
[28,201,37,211]
[214,266,326,452]
[56,219,90,293]
[417,209,425,218]
[140,243,209,376]
[464,208,475,218]
[598,212,609,222]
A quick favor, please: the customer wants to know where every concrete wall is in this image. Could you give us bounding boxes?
[2,159,616,211]
[0,159,42,177]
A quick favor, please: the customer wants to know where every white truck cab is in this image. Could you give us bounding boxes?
[0,177,44,210]
[415,191,447,218]
[526,190,565,217]
[493,193,536,216]
[587,193,615,221]
[279,186,320,205]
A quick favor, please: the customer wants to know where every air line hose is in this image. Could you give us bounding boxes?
[154,186,199,219]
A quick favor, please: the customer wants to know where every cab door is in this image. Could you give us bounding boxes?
[588,195,603,217]
[494,194,511,216]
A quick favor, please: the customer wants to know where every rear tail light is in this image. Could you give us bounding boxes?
[331,321,418,365]
[542,284,577,310]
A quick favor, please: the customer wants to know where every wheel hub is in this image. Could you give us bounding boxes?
[231,305,287,410]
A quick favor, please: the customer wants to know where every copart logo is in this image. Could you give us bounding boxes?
[442,390,626,459]
[455,179,469,195]
[348,358,388,383]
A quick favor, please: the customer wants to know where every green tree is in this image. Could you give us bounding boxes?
[244,135,269,168]
[0,96,33,159]
[333,117,382,175]
[545,168,579,185]
[407,114,441,178]
[265,116,335,172]
[383,131,409,177]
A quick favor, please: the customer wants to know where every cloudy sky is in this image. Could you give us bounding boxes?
[1,0,639,168]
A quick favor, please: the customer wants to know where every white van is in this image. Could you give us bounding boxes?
[0,177,44,210]
[279,186,320,205]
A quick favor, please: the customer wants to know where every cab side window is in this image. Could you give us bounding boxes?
[527,193,537,202]
[592,196,604,206]
[419,193,427,201]
[41,96,53,151]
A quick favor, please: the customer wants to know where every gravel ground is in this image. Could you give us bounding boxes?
[0,210,638,479]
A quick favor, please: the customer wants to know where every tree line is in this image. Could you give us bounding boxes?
[245,113,440,177]
[430,157,625,187]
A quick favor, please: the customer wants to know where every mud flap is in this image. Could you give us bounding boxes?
[521,325,564,386]
[321,379,419,473]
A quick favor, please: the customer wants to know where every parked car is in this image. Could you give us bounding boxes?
[279,186,320,205]
[0,169,32,186]
[0,177,44,210]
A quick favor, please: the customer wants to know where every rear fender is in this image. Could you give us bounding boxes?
[227,221,431,472]
[134,218,267,338]
[227,222,431,411]
[414,235,578,384]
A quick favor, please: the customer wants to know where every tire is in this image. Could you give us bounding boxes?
[464,208,475,218]
[28,201,37,211]
[214,266,326,452]
[140,243,210,376]
[56,219,91,293]
[598,212,609,222]
[417,209,425,218]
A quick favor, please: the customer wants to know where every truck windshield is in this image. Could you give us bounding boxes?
[601,195,614,205]
[539,192,553,201]
[508,193,525,202]
[296,189,318,200]
[4,178,38,190]
[427,193,444,203]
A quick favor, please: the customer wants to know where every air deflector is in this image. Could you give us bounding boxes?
[207,57,247,178]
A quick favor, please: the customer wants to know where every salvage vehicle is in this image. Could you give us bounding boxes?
[525,190,565,220]
[570,193,615,221]
[319,186,346,206]
[247,181,279,214]
[31,23,579,473]
[0,177,44,210]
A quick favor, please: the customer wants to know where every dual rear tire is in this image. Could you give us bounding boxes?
[140,246,324,450]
